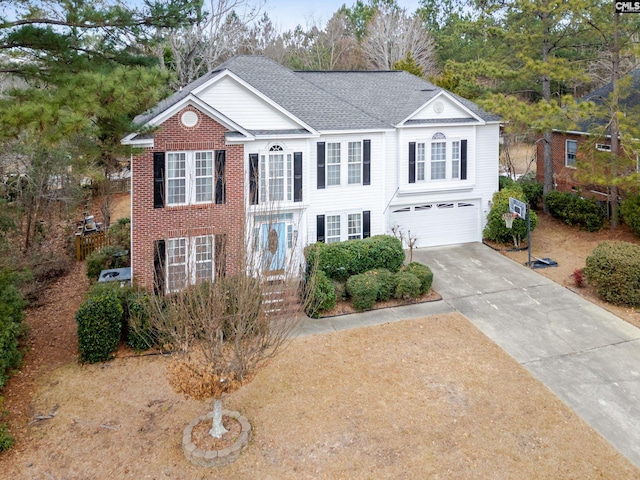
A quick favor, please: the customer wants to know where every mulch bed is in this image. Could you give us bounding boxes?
[319,289,442,317]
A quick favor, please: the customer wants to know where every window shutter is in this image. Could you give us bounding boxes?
[460,140,468,180]
[153,239,166,295]
[317,142,326,189]
[249,153,259,205]
[317,215,325,242]
[215,234,226,278]
[363,139,371,186]
[153,152,165,208]
[294,152,303,202]
[408,142,416,184]
[215,150,226,204]
[363,210,371,238]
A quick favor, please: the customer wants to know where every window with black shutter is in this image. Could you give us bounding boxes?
[363,140,371,186]
[363,211,371,238]
[249,153,259,205]
[460,140,468,180]
[294,152,302,202]
[153,152,165,208]
[317,142,326,189]
[408,142,416,184]
[316,215,325,242]
[153,239,166,295]
[215,150,226,204]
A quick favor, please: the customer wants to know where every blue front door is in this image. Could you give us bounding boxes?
[262,222,286,272]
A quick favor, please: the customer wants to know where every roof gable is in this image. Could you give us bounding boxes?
[405,91,482,124]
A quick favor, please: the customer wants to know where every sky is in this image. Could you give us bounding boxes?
[262,0,423,31]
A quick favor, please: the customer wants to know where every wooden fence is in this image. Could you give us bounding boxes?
[76,231,110,261]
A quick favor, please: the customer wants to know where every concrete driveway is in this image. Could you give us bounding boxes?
[412,242,640,469]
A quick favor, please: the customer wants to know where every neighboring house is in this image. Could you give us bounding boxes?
[122,56,500,291]
[536,69,640,197]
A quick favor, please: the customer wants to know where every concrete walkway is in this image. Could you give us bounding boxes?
[297,242,640,469]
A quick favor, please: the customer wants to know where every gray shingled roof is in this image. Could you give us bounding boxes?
[132,55,500,132]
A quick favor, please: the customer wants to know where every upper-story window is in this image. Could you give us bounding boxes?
[249,146,303,205]
[317,140,371,189]
[166,151,221,206]
[348,141,362,184]
[260,145,291,202]
[566,139,577,167]
[409,134,467,184]
[327,143,341,186]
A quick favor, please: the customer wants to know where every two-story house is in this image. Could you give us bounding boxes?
[122,56,500,292]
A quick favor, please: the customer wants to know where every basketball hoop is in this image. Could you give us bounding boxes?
[502,212,518,229]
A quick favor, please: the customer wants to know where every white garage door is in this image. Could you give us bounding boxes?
[389,200,481,248]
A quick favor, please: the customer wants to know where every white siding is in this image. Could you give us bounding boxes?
[199,76,301,130]
[474,123,501,229]
[305,133,387,244]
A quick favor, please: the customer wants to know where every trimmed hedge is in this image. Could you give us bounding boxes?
[393,271,421,300]
[585,241,640,306]
[0,269,26,389]
[621,195,640,238]
[346,273,379,311]
[403,262,433,294]
[76,289,123,363]
[545,191,605,232]
[484,185,538,245]
[306,270,337,318]
[306,235,404,281]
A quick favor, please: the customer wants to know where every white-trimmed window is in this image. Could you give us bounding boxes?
[348,213,362,240]
[431,133,447,180]
[566,140,577,167]
[166,235,215,291]
[260,145,293,202]
[451,141,460,179]
[166,151,214,205]
[326,215,341,243]
[414,133,464,182]
[417,143,426,181]
[348,141,362,184]
[327,143,341,186]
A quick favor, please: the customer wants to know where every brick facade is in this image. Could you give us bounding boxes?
[131,106,245,290]
[535,132,583,193]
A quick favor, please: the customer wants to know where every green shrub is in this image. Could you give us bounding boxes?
[545,191,605,232]
[305,235,404,281]
[306,270,337,318]
[0,269,26,389]
[86,245,130,281]
[76,289,123,363]
[499,175,516,190]
[346,273,380,311]
[125,292,155,351]
[368,269,396,301]
[585,241,640,306]
[517,173,543,209]
[403,262,433,294]
[621,195,640,237]
[393,271,421,300]
[484,185,538,246]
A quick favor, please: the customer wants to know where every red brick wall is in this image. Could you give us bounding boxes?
[131,106,245,290]
[536,132,583,192]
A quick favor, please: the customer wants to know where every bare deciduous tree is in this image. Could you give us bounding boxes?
[144,207,314,439]
[362,7,436,74]
[165,0,264,88]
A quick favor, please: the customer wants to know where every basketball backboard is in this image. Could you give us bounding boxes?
[509,197,527,218]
